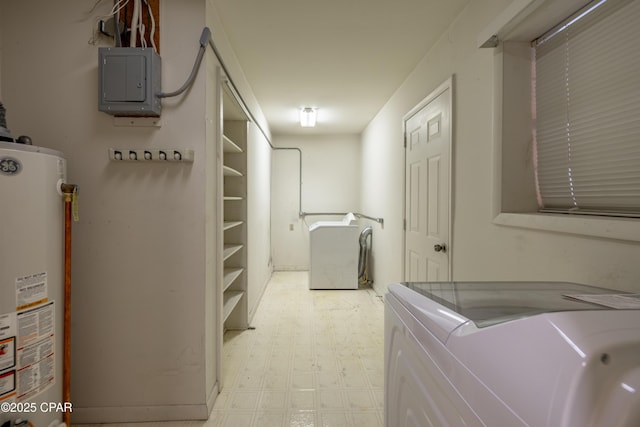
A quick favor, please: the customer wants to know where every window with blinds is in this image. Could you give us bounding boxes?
[533,0,640,217]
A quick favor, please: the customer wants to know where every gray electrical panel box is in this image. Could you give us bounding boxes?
[98,47,161,116]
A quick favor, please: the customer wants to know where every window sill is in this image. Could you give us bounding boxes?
[493,213,640,243]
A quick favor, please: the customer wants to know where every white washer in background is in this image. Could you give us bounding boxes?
[309,213,359,289]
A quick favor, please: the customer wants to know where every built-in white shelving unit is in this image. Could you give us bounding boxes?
[223,268,244,291]
[223,165,242,177]
[223,244,243,260]
[223,221,243,231]
[223,135,242,153]
[221,114,249,330]
[222,291,244,321]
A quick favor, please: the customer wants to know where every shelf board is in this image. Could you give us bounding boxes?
[223,244,243,261]
[223,290,244,321]
[223,165,243,177]
[223,268,244,292]
[224,196,243,201]
[223,221,243,231]
[223,135,243,153]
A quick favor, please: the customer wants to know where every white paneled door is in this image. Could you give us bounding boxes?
[404,79,452,282]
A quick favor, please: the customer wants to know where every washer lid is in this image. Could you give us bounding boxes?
[388,283,470,343]
[394,281,623,330]
[309,213,357,231]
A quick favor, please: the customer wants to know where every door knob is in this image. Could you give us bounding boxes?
[434,243,447,253]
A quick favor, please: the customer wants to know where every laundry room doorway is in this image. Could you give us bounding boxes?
[403,77,453,282]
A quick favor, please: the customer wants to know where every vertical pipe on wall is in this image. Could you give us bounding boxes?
[61,183,77,427]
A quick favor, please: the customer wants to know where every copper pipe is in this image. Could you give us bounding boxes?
[61,183,76,427]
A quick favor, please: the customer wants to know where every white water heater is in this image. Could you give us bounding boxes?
[0,141,66,427]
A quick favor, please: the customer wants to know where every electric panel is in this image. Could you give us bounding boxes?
[98,47,161,116]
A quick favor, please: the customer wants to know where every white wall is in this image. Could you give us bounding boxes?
[362,0,640,294]
[247,121,272,320]
[271,134,361,270]
[0,0,272,422]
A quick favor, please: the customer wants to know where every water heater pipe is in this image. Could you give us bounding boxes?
[60,183,77,427]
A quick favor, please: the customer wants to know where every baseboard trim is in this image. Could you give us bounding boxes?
[72,402,211,424]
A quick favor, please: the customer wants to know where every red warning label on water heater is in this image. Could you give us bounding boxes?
[0,313,18,401]
[0,337,16,371]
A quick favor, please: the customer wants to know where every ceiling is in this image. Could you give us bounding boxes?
[211,0,470,136]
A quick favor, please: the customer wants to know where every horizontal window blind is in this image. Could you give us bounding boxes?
[533,0,640,216]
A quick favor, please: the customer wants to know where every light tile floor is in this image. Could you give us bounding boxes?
[76,271,385,427]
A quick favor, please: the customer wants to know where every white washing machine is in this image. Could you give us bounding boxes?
[385,281,640,427]
[309,213,358,289]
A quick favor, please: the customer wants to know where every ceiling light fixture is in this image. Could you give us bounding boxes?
[300,107,317,127]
